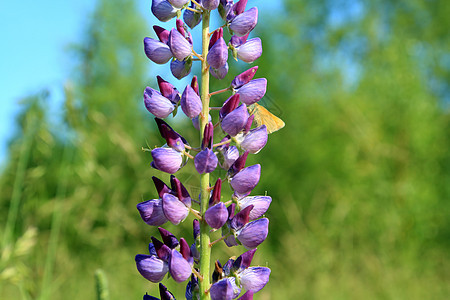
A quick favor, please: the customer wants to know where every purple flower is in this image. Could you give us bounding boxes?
[205,202,228,229]
[221,104,249,136]
[183,2,202,29]
[151,0,178,22]
[231,66,258,89]
[144,37,173,64]
[235,78,267,105]
[210,278,234,300]
[234,38,262,63]
[155,119,186,152]
[194,148,218,174]
[137,199,168,226]
[239,266,271,293]
[221,145,239,170]
[157,76,180,104]
[169,29,193,61]
[135,254,169,283]
[181,85,202,118]
[230,164,261,195]
[170,57,192,79]
[169,249,192,282]
[240,125,268,154]
[237,218,269,249]
[151,147,183,174]
[210,62,229,80]
[168,0,188,9]
[144,87,175,119]
[162,193,189,225]
[207,37,228,69]
[237,195,272,220]
[229,7,258,36]
[202,0,220,10]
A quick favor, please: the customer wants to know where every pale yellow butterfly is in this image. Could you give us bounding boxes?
[248,103,285,134]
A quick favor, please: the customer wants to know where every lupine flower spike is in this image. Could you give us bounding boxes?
[136,1,283,299]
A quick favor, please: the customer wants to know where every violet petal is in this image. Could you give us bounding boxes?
[144,87,175,119]
[162,193,189,225]
[135,254,169,283]
[144,37,173,64]
[237,218,269,249]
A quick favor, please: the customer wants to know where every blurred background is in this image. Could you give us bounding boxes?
[1,0,449,299]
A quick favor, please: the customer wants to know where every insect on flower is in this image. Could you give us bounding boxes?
[248,103,285,134]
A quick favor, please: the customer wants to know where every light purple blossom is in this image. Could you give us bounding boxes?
[230,164,261,195]
[151,0,178,22]
[162,193,189,225]
[240,125,268,154]
[229,7,258,36]
[235,78,267,105]
[143,87,175,119]
[221,104,249,136]
[144,37,173,64]
[169,28,193,61]
[151,147,183,174]
[181,85,202,118]
[235,37,262,63]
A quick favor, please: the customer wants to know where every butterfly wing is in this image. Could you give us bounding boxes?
[249,103,285,134]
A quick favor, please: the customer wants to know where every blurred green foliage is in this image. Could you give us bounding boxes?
[1,0,449,299]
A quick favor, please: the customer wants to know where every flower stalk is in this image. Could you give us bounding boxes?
[135,1,278,299]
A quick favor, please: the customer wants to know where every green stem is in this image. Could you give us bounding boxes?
[199,9,212,300]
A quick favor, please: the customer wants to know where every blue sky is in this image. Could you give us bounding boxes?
[0,0,281,166]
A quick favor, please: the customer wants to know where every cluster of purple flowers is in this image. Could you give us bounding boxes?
[136,1,274,299]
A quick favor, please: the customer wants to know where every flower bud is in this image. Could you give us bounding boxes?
[237,218,269,249]
[162,193,189,225]
[152,176,171,198]
[235,38,262,63]
[169,29,192,61]
[205,202,228,229]
[229,7,258,36]
[158,283,176,300]
[181,85,202,118]
[220,94,240,120]
[158,227,179,249]
[144,37,173,64]
[169,249,192,282]
[231,66,258,89]
[137,199,168,226]
[230,164,260,195]
[235,78,267,105]
[194,149,218,174]
[153,25,170,44]
[240,125,268,154]
[151,0,178,22]
[151,147,183,174]
[207,37,228,69]
[144,87,175,119]
[221,104,249,136]
[135,254,169,283]
[202,0,220,10]
[170,58,192,79]
[210,63,229,80]
[183,2,202,29]
[157,76,180,104]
